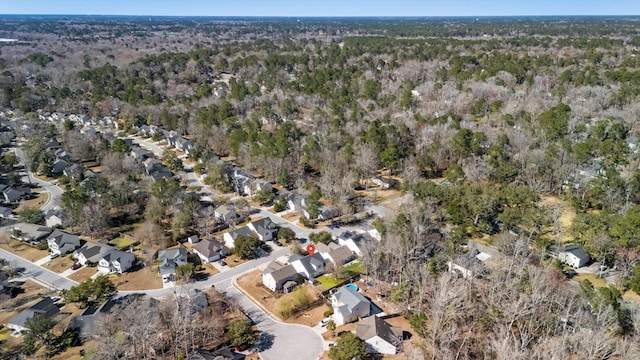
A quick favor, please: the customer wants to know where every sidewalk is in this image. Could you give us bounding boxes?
[33,255,51,266]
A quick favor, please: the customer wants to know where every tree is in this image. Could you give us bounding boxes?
[61,275,117,308]
[328,332,367,360]
[309,231,333,245]
[226,319,255,347]
[17,207,45,224]
[234,235,260,259]
[253,187,275,205]
[22,314,55,355]
[278,227,296,243]
[111,138,131,154]
[163,149,183,172]
[326,320,336,336]
[175,263,195,281]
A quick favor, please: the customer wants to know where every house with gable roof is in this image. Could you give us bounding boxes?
[356,316,403,354]
[331,286,371,325]
[262,261,302,292]
[288,253,325,280]
[157,246,188,282]
[47,229,81,255]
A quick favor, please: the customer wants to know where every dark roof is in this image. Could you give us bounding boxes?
[562,244,590,260]
[329,246,355,266]
[194,239,228,259]
[9,297,59,329]
[188,348,235,360]
[356,316,403,345]
[268,264,300,283]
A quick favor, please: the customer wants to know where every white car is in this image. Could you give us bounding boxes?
[50,253,60,260]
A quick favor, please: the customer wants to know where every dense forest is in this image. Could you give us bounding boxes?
[3,15,640,359]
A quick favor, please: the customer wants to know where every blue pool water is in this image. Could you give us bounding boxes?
[346,284,358,291]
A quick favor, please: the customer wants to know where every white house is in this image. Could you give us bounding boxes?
[288,253,325,280]
[356,316,403,355]
[332,286,371,325]
[74,243,112,266]
[158,246,188,282]
[47,230,81,255]
[559,245,591,269]
[214,204,240,224]
[97,250,135,274]
[337,231,375,256]
[247,218,278,241]
[262,261,301,292]
[447,249,489,279]
[222,226,254,249]
[193,239,229,264]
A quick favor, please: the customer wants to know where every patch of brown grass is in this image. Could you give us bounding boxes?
[16,190,49,211]
[111,266,162,291]
[0,237,49,262]
[45,255,75,274]
[67,267,97,283]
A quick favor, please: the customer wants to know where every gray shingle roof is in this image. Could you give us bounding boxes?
[356,316,402,345]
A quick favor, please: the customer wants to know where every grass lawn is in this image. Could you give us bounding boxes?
[68,267,97,283]
[573,273,608,288]
[16,190,49,211]
[224,253,248,268]
[45,255,75,273]
[316,274,347,292]
[109,237,134,250]
[111,265,162,291]
[342,261,364,277]
[0,236,49,262]
[623,290,640,302]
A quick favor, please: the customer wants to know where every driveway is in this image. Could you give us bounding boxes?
[0,247,78,290]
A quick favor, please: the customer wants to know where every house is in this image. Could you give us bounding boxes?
[158,246,188,282]
[98,249,135,274]
[144,158,172,182]
[7,297,59,332]
[289,253,325,280]
[332,286,371,325]
[187,235,199,244]
[63,163,84,180]
[69,299,117,339]
[356,316,403,355]
[214,204,240,224]
[11,223,52,243]
[559,245,591,269]
[447,249,489,279]
[74,243,113,266]
[193,238,230,264]
[286,193,307,212]
[54,149,71,162]
[47,230,81,255]
[222,226,255,249]
[337,231,375,256]
[3,187,25,203]
[45,211,63,227]
[243,179,273,197]
[0,206,13,218]
[262,261,302,292]
[247,218,278,241]
[130,147,152,161]
[318,205,340,221]
[316,242,356,267]
[188,348,236,360]
[51,159,69,175]
[372,176,397,189]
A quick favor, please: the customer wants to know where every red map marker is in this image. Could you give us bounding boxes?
[306,243,316,256]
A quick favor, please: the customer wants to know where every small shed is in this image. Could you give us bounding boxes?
[187,235,199,244]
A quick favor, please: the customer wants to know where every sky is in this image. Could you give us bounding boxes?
[1,0,639,17]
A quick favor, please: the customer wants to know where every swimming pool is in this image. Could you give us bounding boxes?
[345,284,358,291]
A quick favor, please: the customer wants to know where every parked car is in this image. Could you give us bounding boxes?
[219,260,227,266]
[71,263,82,270]
[235,344,249,352]
[49,253,60,260]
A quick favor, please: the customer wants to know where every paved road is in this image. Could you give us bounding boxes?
[0,247,78,290]
[13,147,64,212]
[222,279,324,360]
[119,245,324,360]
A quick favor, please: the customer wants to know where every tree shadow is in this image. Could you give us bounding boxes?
[255,332,275,352]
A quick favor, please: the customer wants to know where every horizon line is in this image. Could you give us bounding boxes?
[2,14,640,18]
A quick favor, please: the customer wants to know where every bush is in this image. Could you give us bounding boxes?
[323,308,334,317]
